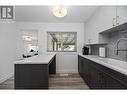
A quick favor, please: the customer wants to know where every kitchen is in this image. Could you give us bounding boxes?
[0,5,127,90]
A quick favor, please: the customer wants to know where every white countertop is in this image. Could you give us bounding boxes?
[79,54,127,76]
[14,53,56,64]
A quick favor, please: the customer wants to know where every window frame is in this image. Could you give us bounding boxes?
[21,29,39,55]
[47,31,77,52]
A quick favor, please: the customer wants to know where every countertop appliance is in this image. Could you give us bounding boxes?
[82,46,89,55]
[99,47,106,57]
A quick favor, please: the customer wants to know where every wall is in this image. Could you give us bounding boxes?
[90,30,127,62]
[85,6,127,62]
[0,23,16,83]
[106,30,127,61]
[84,6,117,44]
[16,22,84,73]
[84,7,100,44]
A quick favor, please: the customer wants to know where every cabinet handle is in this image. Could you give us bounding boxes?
[116,16,119,26]
[112,18,116,27]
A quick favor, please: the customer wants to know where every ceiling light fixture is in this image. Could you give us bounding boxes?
[53,6,67,18]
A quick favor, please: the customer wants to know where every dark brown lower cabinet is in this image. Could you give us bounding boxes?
[78,55,127,89]
[49,56,56,74]
[89,63,102,89]
[103,73,127,89]
[78,56,83,77]
[78,56,90,85]
[15,56,56,89]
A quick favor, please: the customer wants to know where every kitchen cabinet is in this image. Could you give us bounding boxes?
[85,6,115,44]
[89,63,102,89]
[78,55,127,89]
[78,56,90,85]
[82,57,90,85]
[85,6,127,44]
[78,55,83,77]
[98,6,116,32]
[90,60,127,89]
[117,6,127,25]
[102,73,126,89]
[98,6,127,33]
[15,55,56,89]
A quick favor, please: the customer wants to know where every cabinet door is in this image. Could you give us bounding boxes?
[89,63,102,89]
[97,6,116,33]
[78,56,84,77]
[103,74,127,89]
[78,56,82,75]
[49,56,56,74]
[85,6,116,44]
[83,58,90,84]
[78,56,91,84]
[84,59,91,84]
[117,6,127,25]
[15,64,48,89]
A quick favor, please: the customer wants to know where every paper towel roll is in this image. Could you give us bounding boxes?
[99,47,106,57]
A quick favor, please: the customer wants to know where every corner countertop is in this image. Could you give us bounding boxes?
[78,53,127,76]
[14,53,56,64]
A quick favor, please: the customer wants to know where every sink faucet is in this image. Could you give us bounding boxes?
[115,38,127,55]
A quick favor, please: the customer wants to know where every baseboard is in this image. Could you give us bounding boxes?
[0,73,14,83]
[56,70,78,74]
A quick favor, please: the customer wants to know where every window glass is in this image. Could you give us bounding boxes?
[47,32,77,52]
[22,30,38,57]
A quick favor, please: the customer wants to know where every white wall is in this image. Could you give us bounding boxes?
[0,23,16,83]
[84,7,101,44]
[84,6,127,44]
[16,22,84,73]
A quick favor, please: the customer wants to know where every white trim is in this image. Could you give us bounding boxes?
[56,70,78,74]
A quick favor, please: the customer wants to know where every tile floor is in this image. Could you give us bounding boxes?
[0,73,89,89]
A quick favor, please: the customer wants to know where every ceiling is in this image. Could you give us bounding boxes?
[15,6,99,23]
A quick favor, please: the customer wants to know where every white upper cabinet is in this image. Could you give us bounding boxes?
[85,6,115,44]
[98,6,127,32]
[97,6,116,33]
[85,6,127,44]
[117,6,127,25]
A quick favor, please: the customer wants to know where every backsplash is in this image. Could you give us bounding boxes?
[91,29,127,62]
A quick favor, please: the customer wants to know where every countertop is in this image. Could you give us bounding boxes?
[14,53,56,64]
[79,54,127,76]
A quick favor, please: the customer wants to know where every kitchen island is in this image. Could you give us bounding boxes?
[14,54,56,89]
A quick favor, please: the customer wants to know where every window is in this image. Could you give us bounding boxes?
[47,32,77,52]
[22,30,38,57]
